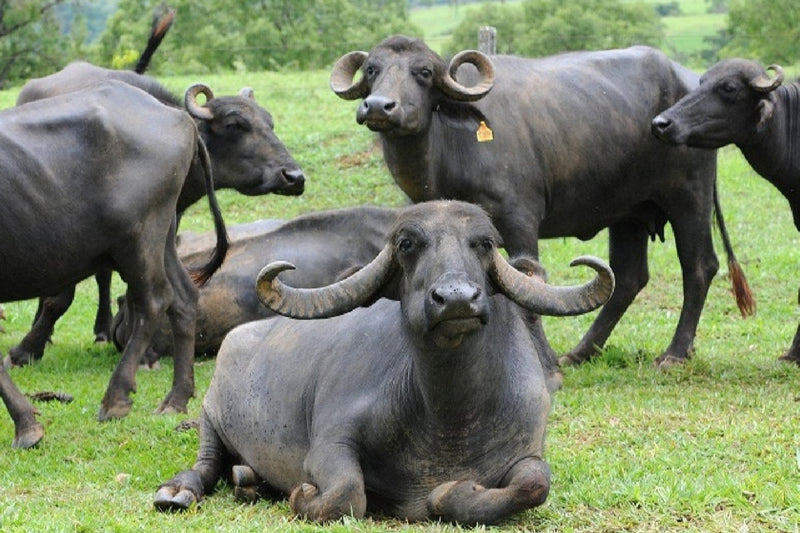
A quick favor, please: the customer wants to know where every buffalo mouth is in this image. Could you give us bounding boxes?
[434,316,484,336]
[360,117,397,132]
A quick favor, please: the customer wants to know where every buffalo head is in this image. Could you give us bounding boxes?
[330,35,495,136]
[185,84,305,196]
[651,59,784,149]
[256,201,613,350]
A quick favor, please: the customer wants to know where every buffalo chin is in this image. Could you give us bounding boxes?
[430,317,483,349]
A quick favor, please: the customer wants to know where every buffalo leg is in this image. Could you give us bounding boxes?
[778,323,800,364]
[154,239,197,414]
[93,268,114,343]
[0,362,44,449]
[8,286,76,366]
[427,456,550,525]
[290,442,367,521]
[653,204,717,367]
[560,221,649,365]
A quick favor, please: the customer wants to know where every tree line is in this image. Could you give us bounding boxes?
[0,0,796,89]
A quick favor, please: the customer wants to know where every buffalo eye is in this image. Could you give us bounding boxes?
[418,68,433,81]
[471,238,494,254]
[365,65,378,79]
[717,81,738,98]
[397,237,415,254]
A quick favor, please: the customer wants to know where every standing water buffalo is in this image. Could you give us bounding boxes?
[651,59,800,363]
[112,206,398,361]
[153,200,614,524]
[9,53,305,365]
[330,35,753,367]
[0,80,228,448]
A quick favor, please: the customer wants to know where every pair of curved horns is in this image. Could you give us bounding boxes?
[330,48,495,102]
[256,246,613,320]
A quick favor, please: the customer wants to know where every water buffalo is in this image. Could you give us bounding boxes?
[112,206,398,361]
[0,80,228,447]
[9,48,305,365]
[330,35,752,367]
[651,58,800,363]
[153,200,614,524]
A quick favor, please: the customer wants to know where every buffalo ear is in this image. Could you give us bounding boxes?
[756,97,775,131]
[435,101,488,132]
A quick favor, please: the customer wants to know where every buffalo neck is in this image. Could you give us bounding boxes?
[380,129,435,203]
[742,83,800,229]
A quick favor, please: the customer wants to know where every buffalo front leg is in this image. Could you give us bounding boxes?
[93,268,114,343]
[0,362,44,448]
[154,414,226,511]
[560,221,649,366]
[427,456,550,525]
[290,442,367,522]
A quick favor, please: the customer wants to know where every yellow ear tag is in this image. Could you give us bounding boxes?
[476,121,494,142]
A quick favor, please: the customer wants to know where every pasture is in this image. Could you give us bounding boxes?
[0,67,799,532]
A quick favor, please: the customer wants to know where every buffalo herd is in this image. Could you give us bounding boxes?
[0,27,796,525]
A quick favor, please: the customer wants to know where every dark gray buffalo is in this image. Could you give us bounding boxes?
[0,80,228,448]
[330,35,753,367]
[153,200,614,524]
[112,206,398,361]
[651,59,800,363]
[9,60,304,365]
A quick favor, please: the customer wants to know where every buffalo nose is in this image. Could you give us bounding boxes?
[362,95,397,117]
[430,277,482,308]
[651,115,672,133]
[283,168,305,187]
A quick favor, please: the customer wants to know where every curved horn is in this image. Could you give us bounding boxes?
[256,245,395,319]
[239,86,255,99]
[184,84,214,120]
[330,51,370,100]
[750,64,784,93]
[438,50,495,102]
[491,252,614,316]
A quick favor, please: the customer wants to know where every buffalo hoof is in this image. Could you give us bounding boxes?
[94,333,109,344]
[97,399,132,422]
[232,465,262,504]
[12,421,44,449]
[154,485,198,512]
[778,350,800,365]
[154,400,189,416]
[653,354,688,369]
[7,346,42,367]
[557,353,589,367]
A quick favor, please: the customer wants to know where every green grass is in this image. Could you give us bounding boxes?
[2,68,800,532]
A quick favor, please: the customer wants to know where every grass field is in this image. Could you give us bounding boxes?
[1,64,799,532]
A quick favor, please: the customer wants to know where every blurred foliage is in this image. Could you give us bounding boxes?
[94,0,422,75]
[443,0,664,57]
[721,0,800,65]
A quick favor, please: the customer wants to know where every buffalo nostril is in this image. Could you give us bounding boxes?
[383,101,396,112]
[652,115,672,131]
[283,169,305,186]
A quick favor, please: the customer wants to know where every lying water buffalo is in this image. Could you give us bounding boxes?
[153,200,614,524]
[330,35,752,367]
[652,58,800,363]
[0,80,228,448]
[112,206,398,361]
[10,53,305,365]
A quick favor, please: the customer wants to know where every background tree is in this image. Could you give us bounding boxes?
[0,0,74,88]
[444,0,664,57]
[721,0,800,65]
[95,0,423,75]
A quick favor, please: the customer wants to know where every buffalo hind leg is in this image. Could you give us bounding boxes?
[560,221,649,366]
[427,456,550,525]
[653,205,717,367]
[778,322,800,364]
[154,241,198,414]
[0,362,44,449]
[154,414,227,511]
[8,286,76,366]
